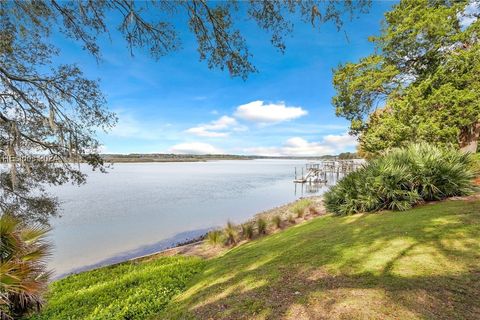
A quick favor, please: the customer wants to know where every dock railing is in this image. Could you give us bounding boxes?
[294,160,364,184]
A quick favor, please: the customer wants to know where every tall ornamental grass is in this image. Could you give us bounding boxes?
[324,144,477,215]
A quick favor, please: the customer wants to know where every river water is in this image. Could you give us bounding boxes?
[48,160,332,276]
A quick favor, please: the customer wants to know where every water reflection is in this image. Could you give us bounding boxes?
[293,171,345,197]
[48,160,330,275]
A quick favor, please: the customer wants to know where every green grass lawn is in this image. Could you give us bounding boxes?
[160,198,480,320]
[32,198,480,320]
[29,256,204,320]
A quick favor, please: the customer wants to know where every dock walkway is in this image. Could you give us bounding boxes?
[294,160,363,184]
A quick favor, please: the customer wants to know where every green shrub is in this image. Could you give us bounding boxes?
[223,221,238,246]
[206,230,223,246]
[257,218,267,235]
[272,215,282,229]
[325,143,477,215]
[241,223,254,239]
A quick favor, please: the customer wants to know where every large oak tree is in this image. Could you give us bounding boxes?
[332,0,480,158]
[0,1,370,223]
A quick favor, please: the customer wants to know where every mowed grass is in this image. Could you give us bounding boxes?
[29,256,204,320]
[158,199,480,320]
[31,198,480,320]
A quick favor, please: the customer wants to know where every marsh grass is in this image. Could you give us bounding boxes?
[291,198,312,218]
[206,230,223,246]
[257,218,267,235]
[223,221,238,246]
[241,223,254,240]
[272,215,282,229]
[288,215,296,224]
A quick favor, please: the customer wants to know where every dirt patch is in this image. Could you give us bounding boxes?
[449,193,480,201]
[474,177,480,186]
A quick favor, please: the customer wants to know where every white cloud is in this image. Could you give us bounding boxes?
[169,142,223,154]
[234,100,307,124]
[185,128,229,138]
[323,133,358,148]
[246,138,335,156]
[186,116,246,137]
[244,133,358,156]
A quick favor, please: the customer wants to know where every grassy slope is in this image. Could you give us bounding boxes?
[32,199,480,320]
[160,199,480,320]
[29,256,204,320]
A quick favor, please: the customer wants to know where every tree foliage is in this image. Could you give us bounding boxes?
[332,0,480,157]
[0,0,370,223]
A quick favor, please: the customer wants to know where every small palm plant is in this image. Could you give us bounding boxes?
[241,223,254,240]
[0,214,52,320]
[223,221,238,246]
[257,218,267,235]
[272,215,282,229]
[206,230,223,246]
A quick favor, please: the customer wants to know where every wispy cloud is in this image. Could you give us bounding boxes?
[244,133,357,156]
[185,116,247,138]
[323,133,358,148]
[234,100,307,124]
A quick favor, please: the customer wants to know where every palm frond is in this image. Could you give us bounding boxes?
[325,143,477,215]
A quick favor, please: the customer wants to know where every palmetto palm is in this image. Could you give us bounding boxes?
[0,214,52,319]
[325,143,477,215]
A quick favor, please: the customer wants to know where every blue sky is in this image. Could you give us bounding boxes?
[57,1,395,156]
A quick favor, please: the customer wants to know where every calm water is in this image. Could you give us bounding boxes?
[49,160,331,276]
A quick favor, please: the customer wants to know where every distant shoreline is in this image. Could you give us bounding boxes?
[102,153,360,163]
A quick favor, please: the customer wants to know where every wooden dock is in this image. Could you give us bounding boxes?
[294,160,363,184]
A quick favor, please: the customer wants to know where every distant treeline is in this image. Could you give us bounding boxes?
[337,152,358,160]
[101,153,360,163]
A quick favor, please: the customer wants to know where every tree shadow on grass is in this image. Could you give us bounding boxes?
[160,200,480,319]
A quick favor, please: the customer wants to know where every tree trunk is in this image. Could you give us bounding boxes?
[460,122,480,153]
